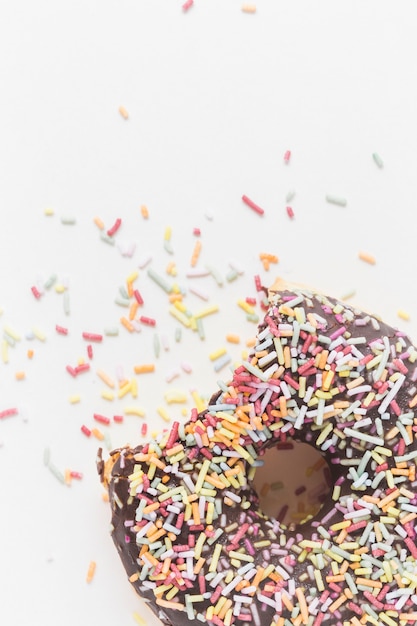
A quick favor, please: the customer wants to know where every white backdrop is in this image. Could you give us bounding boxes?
[1,2,417,625]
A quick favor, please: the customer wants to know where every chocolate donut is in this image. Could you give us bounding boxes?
[98,281,417,626]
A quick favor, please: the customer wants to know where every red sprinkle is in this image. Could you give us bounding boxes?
[254,275,262,292]
[82,332,103,342]
[286,206,295,219]
[242,194,264,216]
[245,297,256,305]
[74,363,90,375]
[0,407,18,419]
[141,423,148,436]
[107,217,122,237]
[66,365,77,377]
[94,413,111,425]
[193,227,201,236]
[81,425,91,437]
[31,286,42,299]
[56,325,69,335]
[133,289,144,305]
[113,415,124,424]
[70,471,83,480]
[140,316,156,327]
[87,344,93,359]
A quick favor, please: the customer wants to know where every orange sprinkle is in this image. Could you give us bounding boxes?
[27,349,34,359]
[93,216,105,230]
[91,428,104,441]
[358,251,376,265]
[242,4,257,13]
[226,333,240,344]
[64,469,72,485]
[120,316,134,332]
[101,491,109,502]
[295,587,309,624]
[190,240,202,267]
[97,369,115,388]
[129,301,139,321]
[140,205,149,219]
[119,105,129,119]
[86,560,96,583]
[134,363,155,374]
[15,371,26,380]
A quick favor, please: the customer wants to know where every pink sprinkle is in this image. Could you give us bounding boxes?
[70,471,83,480]
[74,363,90,375]
[107,218,122,237]
[31,286,42,299]
[56,325,68,335]
[113,415,124,424]
[0,407,18,419]
[140,316,156,326]
[286,206,295,219]
[81,425,91,437]
[82,332,103,342]
[141,423,148,436]
[87,344,93,359]
[193,227,201,236]
[182,0,193,10]
[284,150,291,163]
[133,290,144,305]
[242,194,264,216]
[245,297,256,305]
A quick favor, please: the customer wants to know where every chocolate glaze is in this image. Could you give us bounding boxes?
[99,286,417,626]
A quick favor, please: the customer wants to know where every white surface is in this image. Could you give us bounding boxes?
[1,1,417,625]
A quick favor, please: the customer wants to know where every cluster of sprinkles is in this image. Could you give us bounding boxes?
[102,285,417,626]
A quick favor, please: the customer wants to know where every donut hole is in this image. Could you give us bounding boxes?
[252,441,332,527]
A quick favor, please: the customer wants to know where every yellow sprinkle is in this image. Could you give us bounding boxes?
[208,543,223,573]
[358,251,376,265]
[191,390,206,413]
[157,406,170,422]
[164,225,172,241]
[69,395,81,404]
[209,347,227,361]
[124,406,146,417]
[54,284,66,293]
[33,326,47,341]
[193,304,219,319]
[118,105,129,119]
[169,306,191,327]
[101,390,115,401]
[132,612,146,626]
[4,325,21,341]
[164,390,188,404]
[86,560,96,583]
[237,299,255,314]
[44,207,55,216]
[397,309,410,321]
[118,381,132,398]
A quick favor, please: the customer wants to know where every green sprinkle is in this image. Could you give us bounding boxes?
[372,152,384,168]
[44,274,57,289]
[325,194,347,207]
[175,327,182,342]
[63,292,70,315]
[61,216,76,225]
[43,447,51,466]
[48,462,66,484]
[100,231,115,245]
[114,296,130,307]
[104,327,119,336]
[147,267,172,293]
